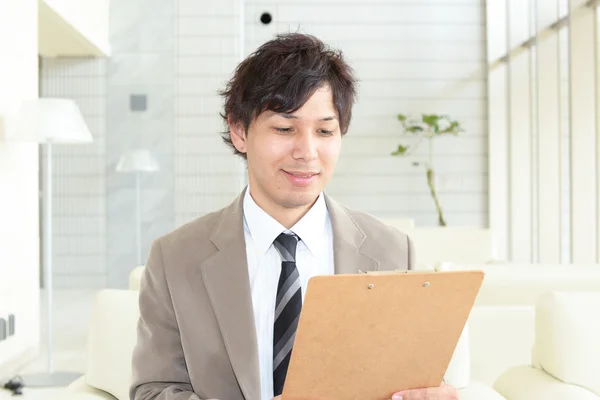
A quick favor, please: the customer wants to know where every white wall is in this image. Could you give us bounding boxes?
[0,0,41,375]
[174,0,488,227]
[174,0,247,227]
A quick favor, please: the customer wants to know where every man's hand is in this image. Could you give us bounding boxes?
[392,383,459,400]
[270,383,457,400]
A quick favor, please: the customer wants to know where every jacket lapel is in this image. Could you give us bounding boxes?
[199,190,261,400]
[198,191,379,400]
[325,195,379,274]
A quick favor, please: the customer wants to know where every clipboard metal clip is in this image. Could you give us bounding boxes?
[358,269,419,275]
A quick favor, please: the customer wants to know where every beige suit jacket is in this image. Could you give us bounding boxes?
[130,190,415,400]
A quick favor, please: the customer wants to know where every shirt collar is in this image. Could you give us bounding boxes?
[243,186,328,257]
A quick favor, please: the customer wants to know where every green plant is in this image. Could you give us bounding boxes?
[391,114,463,226]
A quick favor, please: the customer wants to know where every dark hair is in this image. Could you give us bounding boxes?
[219,33,357,159]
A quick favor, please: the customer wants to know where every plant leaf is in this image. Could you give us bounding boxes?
[439,120,461,134]
[422,114,441,133]
[391,144,408,156]
[407,125,424,133]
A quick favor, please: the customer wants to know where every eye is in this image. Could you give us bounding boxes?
[318,129,334,136]
[274,127,293,133]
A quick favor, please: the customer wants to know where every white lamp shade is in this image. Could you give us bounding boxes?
[116,149,160,172]
[12,98,93,143]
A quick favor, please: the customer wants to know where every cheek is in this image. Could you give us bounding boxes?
[320,138,342,165]
[270,134,306,164]
[248,133,291,169]
[265,138,292,160]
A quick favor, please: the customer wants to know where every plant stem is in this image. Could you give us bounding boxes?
[426,168,447,226]
[429,137,433,168]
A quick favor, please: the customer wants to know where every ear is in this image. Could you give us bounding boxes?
[228,117,247,155]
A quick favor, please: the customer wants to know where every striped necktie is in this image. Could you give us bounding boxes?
[272,232,302,397]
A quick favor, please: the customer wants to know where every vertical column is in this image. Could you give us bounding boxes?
[508,0,534,262]
[569,0,597,263]
[536,0,562,263]
[558,0,571,263]
[487,0,509,260]
[106,0,175,287]
[597,5,600,262]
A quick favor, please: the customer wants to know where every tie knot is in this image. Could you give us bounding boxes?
[273,232,299,262]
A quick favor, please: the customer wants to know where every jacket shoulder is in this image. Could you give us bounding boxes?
[160,208,224,249]
[148,207,227,274]
[340,204,415,270]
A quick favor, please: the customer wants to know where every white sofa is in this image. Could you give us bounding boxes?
[404,227,496,266]
[494,291,600,399]
[380,223,600,388]
[381,217,415,230]
[63,289,140,399]
[128,265,144,291]
[437,262,600,387]
[381,220,498,267]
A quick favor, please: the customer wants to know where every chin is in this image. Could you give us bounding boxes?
[278,190,321,209]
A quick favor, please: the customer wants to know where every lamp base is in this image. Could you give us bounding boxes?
[21,371,82,387]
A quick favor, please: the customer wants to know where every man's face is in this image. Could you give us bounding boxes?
[230,85,342,212]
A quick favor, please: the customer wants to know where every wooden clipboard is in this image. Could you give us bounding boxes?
[282,270,484,400]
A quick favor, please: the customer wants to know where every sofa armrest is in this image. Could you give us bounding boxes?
[129,266,145,291]
[66,376,117,399]
[494,365,600,400]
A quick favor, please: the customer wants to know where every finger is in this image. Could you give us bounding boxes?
[392,389,428,400]
[393,386,454,400]
[439,383,460,399]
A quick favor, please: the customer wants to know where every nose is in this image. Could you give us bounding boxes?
[292,130,318,161]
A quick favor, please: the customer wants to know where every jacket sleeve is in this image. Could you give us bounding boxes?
[129,240,218,400]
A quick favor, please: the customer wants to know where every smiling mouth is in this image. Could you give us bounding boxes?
[283,171,319,177]
[282,170,320,187]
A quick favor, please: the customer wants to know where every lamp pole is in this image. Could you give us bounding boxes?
[45,140,54,373]
[135,171,142,266]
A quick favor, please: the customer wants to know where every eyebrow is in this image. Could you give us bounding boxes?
[279,113,337,121]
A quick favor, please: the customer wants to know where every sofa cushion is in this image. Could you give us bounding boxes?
[459,380,506,400]
[494,365,600,400]
[535,291,600,396]
[86,290,140,400]
[467,305,535,386]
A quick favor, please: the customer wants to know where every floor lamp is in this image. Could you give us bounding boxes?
[11,98,93,386]
[116,149,159,266]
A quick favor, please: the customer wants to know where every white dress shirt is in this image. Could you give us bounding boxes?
[242,187,335,400]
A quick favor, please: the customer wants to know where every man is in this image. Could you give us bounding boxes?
[130,33,459,400]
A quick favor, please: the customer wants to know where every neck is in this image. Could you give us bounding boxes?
[248,187,317,230]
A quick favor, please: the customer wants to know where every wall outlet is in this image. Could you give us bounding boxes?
[0,318,6,341]
[8,314,15,336]
[130,94,147,111]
